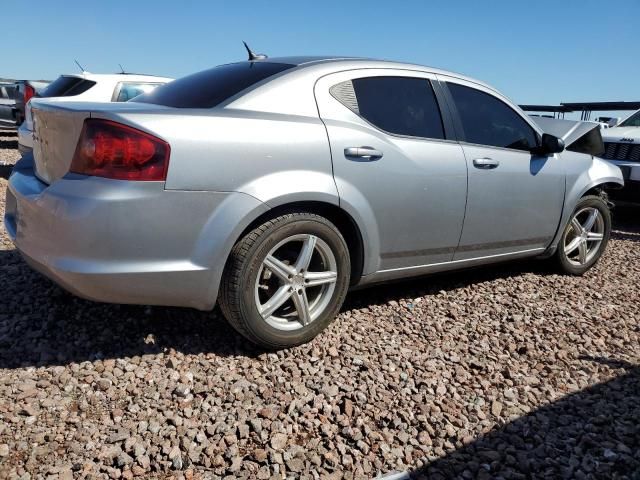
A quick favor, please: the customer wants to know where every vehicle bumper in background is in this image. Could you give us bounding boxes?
[609,180,640,205]
[4,156,266,310]
[609,161,640,205]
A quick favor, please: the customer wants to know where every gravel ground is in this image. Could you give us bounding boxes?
[0,135,638,479]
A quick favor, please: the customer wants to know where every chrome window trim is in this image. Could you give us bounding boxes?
[457,140,543,155]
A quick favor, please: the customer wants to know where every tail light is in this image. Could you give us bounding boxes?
[23,84,35,104]
[70,119,170,181]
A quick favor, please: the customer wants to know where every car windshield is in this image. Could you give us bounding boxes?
[620,110,640,127]
[132,62,294,108]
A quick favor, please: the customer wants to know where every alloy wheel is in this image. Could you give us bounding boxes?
[563,207,605,266]
[254,234,338,331]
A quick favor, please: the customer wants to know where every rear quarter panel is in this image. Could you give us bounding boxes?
[93,107,339,306]
[108,109,338,203]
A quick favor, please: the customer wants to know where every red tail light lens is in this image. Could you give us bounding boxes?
[24,84,35,104]
[70,119,170,180]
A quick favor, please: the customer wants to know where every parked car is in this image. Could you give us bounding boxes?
[4,56,624,348]
[18,72,173,154]
[595,116,620,128]
[0,82,17,127]
[14,80,50,125]
[600,108,640,204]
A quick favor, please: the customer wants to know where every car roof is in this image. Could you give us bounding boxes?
[60,72,173,82]
[251,56,494,91]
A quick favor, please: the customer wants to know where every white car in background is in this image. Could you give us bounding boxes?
[18,72,173,154]
[600,108,640,204]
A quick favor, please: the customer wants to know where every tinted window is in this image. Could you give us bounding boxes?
[348,77,444,139]
[133,62,294,108]
[115,83,162,102]
[41,76,96,97]
[620,110,640,127]
[448,83,537,151]
[0,85,16,100]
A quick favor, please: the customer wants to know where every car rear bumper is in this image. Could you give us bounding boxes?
[4,156,266,310]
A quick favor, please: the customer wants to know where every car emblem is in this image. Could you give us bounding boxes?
[620,138,635,142]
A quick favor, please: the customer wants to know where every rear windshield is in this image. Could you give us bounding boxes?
[41,76,96,97]
[132,62,294,108]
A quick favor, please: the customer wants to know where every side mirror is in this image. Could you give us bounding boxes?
[535,133,565,155]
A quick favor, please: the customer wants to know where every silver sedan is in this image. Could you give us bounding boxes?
[4,56,623,348]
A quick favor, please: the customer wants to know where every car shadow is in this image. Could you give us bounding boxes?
[0,248,264,368]
[529,156,548,176]
[0,247,558,369]
[342,256,551,312]
[412,356,640,478]
[0,215,635,369]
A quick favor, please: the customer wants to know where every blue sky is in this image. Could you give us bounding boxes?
[5,0,639,118]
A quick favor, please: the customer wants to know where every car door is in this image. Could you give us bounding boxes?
[315,70,467,273]
[439,77,566,261]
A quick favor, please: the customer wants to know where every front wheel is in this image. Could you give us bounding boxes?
[555,195,611,275]
[219,212,351,349]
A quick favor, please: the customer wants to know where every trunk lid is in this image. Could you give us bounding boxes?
[30,100,171,184]
[32,101,89,184]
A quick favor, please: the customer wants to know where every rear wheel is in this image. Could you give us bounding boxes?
[555,195,611,275]
[219,212,350,349]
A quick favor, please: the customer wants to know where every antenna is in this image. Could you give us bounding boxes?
[118,64,126,74]
[242,41,268,61]
[74,59,86,73]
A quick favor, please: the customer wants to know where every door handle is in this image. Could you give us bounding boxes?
[344,146,383,160]
[473,157,500,169]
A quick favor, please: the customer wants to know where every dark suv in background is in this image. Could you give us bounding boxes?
[14,80,50,125]
[0,82,17,127]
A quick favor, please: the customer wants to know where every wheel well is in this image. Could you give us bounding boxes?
[584,183,621,197]
[582,184,620,206]
[235,201,365,285]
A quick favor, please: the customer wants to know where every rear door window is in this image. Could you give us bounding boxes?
[448,83,538,151]
[41,76,96,98]
[114,82,163,102]
[133,62,294,108]
[333,76,445,139]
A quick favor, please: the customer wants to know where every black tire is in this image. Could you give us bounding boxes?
[219,212,350,349]
[555,195,611,275]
